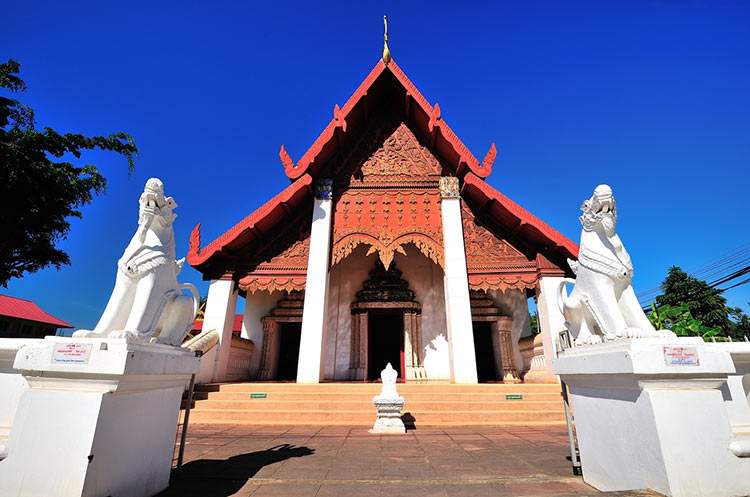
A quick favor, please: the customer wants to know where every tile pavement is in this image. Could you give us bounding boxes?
[158,424,663,497]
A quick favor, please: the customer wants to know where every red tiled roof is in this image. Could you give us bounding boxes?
[187,174,313,271]
[192,314,243,333]
[0,294,73,328]
[462,173,579,260]
[188,58,576,275]
[282,59,493,181]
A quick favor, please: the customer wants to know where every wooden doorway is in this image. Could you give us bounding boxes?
[367,311,404,380]
[472,321,499,382]
[277,322,302,381]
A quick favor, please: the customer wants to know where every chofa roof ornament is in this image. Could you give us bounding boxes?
[382,15,391,65]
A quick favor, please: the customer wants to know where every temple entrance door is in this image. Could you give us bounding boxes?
[368,311,404,380]
[277,322,302,381]
[472,321,499,382]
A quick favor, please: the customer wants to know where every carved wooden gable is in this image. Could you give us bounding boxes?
[331,118,444,269]
[356,122,442,182]
[237,208,311,294]
[462,204,538,292]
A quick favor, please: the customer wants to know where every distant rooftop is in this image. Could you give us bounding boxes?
[0,294,73,328]
[192,314,243,334]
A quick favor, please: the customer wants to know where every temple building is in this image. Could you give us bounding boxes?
[188,56,577,385]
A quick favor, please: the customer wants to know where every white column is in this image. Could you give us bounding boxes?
[297,179,334,383]
[202,278,238,382]
[536,276,567,377]
[440,177,478,384]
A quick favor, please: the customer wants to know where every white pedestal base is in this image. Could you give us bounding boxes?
[555,338,750,497]
[0,337,199,497]
[370,395,406,434]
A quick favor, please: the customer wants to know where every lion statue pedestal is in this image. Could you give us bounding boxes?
[73,177,199,347]
[0,179,201,497]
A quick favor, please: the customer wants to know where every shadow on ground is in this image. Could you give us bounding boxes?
[401,411,416,430]
[156,444,314,497]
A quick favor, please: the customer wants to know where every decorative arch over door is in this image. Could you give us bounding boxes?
[332,190,444,270]
[349,259,426,380]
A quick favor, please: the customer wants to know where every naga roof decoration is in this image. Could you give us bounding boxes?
[188,57,578,284]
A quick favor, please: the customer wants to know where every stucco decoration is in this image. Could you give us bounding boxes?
[370,363,406,434]
[558,185,674,345]
[74,178,199,346]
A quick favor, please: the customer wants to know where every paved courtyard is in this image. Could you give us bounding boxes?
[158,424,662,497]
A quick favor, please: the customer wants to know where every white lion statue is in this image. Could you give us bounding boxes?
[74,178,199,346]
[558,185,674,345]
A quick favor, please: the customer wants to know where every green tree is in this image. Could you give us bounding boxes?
[655,266,731,330]
[0,59,138,286]
[654,266,749,340]
[529,312,539,335]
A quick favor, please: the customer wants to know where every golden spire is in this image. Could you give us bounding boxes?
[382,15,391,65]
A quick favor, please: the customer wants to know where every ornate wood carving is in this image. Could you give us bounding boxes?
[463,204,538,292]
[237,209,311,294]
[470,291,520,383]
[328,118,445,270]
[332,190,443,269]
[348,260,425,380]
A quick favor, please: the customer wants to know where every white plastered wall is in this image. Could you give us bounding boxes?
[324,243,451,380]
[324,245,374,380]
[242,290,283,378]
[487,288,533,377]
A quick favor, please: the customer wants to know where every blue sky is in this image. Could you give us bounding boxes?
[3,1,749,330]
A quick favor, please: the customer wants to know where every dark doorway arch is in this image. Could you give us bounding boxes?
[349,260,424,381]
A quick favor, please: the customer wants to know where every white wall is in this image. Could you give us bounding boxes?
[242,290,283,377]
[324,243,451,380]
[324,245,374,380]
[488,288,532,376]
[396,245,450,380]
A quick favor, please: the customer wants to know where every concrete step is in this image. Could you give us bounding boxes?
[195,382,561,394]
[193,391,563,402]
[187,381,567,426]
[188,408,565,425]
[192,399,564,411]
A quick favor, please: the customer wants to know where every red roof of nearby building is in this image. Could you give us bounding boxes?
[192,314,244,333]
[0,295,73,328]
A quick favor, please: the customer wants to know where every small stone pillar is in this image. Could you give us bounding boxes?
[0,336,200,497]
[369,363,406,434]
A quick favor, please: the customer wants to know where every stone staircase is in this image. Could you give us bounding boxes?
[187,382,566,426]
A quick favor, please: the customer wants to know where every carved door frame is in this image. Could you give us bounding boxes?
[471,315,520,383]
[349,301,425,381]
[258,316,303,380]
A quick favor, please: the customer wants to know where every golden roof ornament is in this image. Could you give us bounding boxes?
[382,15,391,65]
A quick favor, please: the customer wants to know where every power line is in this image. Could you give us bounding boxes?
[636,242,750,306]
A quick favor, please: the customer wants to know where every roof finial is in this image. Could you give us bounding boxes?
[382,15,391,65]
